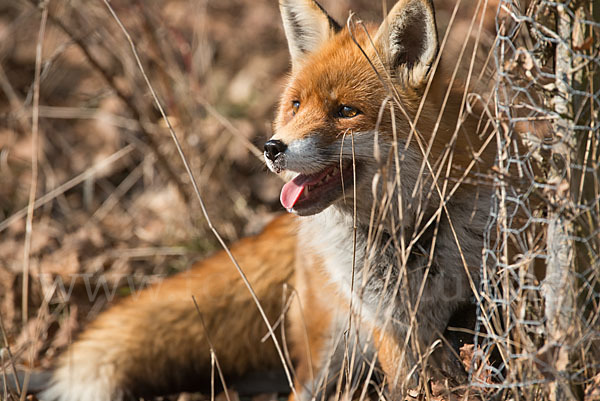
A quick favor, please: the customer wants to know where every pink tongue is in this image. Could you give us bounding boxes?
[280,179,305,210]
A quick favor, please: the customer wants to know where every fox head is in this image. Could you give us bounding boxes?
[265,0,494,224]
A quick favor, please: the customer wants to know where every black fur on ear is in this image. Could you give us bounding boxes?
[375,0,439,86]
[280,0,341,71]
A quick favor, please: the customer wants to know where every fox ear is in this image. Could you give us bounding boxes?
[280,0,341,70]
[375,0,438,87]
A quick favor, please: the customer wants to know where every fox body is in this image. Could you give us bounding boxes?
[38,0,497,400]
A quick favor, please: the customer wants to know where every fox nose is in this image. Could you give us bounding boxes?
[264,139,287,162]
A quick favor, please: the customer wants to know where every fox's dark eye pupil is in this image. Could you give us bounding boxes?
[292,101,300,115]
[338,105,359,118]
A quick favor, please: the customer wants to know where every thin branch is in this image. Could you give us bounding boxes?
[22,0,48,329]
[0,313,21,396]
[191,296,231,401]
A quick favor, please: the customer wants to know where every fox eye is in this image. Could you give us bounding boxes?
[291,101,300,115]
[338,105,359,118]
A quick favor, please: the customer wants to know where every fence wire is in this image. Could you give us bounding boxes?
[477,0,599,398]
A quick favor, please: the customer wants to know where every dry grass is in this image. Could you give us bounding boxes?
[0,1,376,399]
[1,0,598,400]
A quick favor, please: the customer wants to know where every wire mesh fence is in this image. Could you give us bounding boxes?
[478,0,599,398]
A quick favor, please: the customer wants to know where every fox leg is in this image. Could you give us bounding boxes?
[288,252,376,401]
[287,252,338,401]
[370,258,474,396]
[39,214,297,401]
[373,321,469,399]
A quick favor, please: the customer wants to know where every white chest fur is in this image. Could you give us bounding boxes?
[298,207,381,321]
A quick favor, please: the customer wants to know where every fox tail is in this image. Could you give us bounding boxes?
[13,215,297,401]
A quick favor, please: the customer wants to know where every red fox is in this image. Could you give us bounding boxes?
[35,0,498,399]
